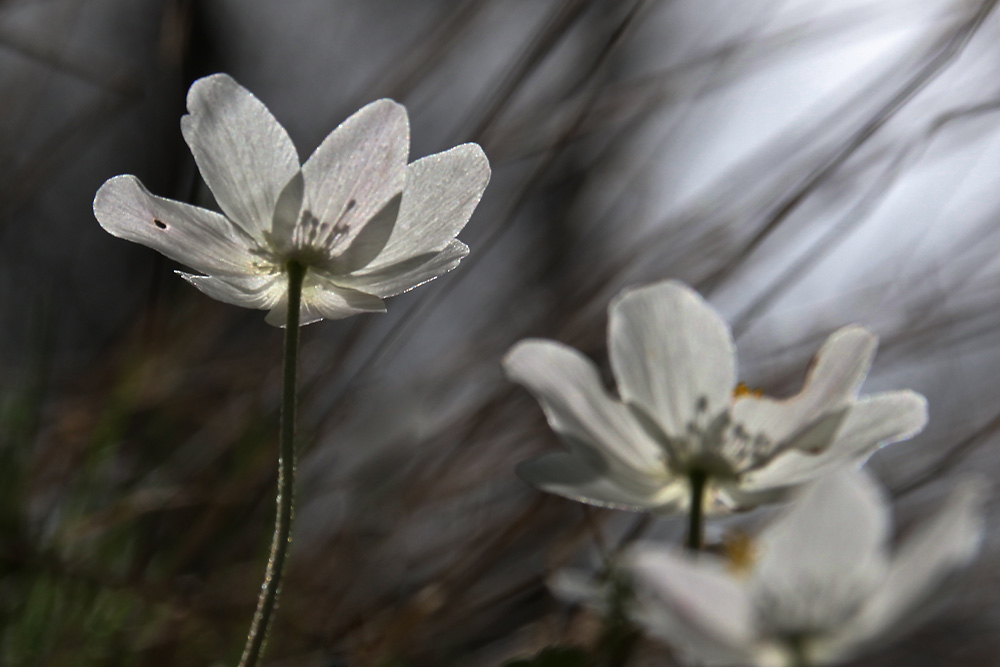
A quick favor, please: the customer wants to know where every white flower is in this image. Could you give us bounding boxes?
[94,73,490,326]
[503,280,927,514]
[624,468,986,666]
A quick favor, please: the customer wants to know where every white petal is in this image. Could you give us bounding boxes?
[730,326,877,447]
[367,143,490,268]
[548,569,608,609]
[753,468,890,616]
[177,272,284,310]
[94,175,256,275]
[517,452,684,512]
[504,339,664,472]
[324,194,401,274]
[333,239,468,298]
[264,275,386,327]
[299,99,408,253]
[741,391,927,491]
[627,545,757,665]
[181,73,300,239]
[608,280,736,440]
[843,479,986,648]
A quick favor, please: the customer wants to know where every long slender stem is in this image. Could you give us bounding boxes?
[239,261,306,667]
[686,469,707,551]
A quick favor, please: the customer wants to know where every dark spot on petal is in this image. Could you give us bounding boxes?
[153,218,167,230]
[345,199,356,212]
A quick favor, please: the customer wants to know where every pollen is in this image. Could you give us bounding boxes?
[723,529,758,577]
[734,382,764,399]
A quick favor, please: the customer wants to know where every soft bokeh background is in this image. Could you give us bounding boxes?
[3,0,1000,665]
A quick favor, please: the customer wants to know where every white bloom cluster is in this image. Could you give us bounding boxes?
[506,280,986,665]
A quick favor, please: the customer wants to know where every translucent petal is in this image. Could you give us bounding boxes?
[517,452,684,512]
[628,546,757,665]
[843,478,986,649]
[740,391,927,491]
[177,272,284,310]
[324,194,401,274]
[608,280,736,439]
[264,275,385,328]
[181,73,300,239]
[731,326,877,447]
[94,175,256,276]
[367,143,490,268]
[333,239,469,298]
[504,339,665,472]
[299,99,408,253]
[752,468,890,629]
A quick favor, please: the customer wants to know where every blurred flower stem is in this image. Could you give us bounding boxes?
[240,260,306,667]
[686,469,707,551]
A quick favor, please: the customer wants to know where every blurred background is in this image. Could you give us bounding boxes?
[2,0,1000,664]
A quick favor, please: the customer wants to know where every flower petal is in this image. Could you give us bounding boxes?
[627,545,757,665]
[753,468,890,620]
[843,478,986,649]
[333,239,468,298]
[608,280,736,439]
[299,99,408,253]
[264,275,386,327]
[94,175,256,275]
[504,339,664,473]
[325,194,401,274]
[740,391,927,491]
[177,272,284,310]
[730,326,877,448]
[180,73,300,239]
[366,143,490,268]
[517,452,684,512]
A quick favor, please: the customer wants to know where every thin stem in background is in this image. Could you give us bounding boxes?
[686,470,707,551]
[239,260,306,667]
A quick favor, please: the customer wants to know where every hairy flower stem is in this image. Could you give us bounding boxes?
[686,470,708,551]
[239,261,306,667]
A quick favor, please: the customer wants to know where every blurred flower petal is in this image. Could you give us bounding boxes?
[517,452,683,512]
[742,391,928,491]
[609,280,736,439]
[617,468,985,666]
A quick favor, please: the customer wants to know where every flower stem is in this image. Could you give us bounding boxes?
[239,261,306,667]
[686,469,707,551]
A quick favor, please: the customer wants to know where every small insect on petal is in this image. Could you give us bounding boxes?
[153,218,168,230]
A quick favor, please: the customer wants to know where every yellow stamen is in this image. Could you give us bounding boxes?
[733,382,764,398]
[723,529,758,577]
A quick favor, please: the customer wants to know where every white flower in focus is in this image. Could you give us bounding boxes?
[504,280,927,514]
[94,74,490,326]
[624,468,986,666]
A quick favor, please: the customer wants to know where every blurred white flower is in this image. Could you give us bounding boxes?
[504,280,927,514]
[94,73,490,326]
[624,468,986,666]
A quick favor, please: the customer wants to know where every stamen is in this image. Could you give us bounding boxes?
[734,382,764,398]
[723,529,758,577]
